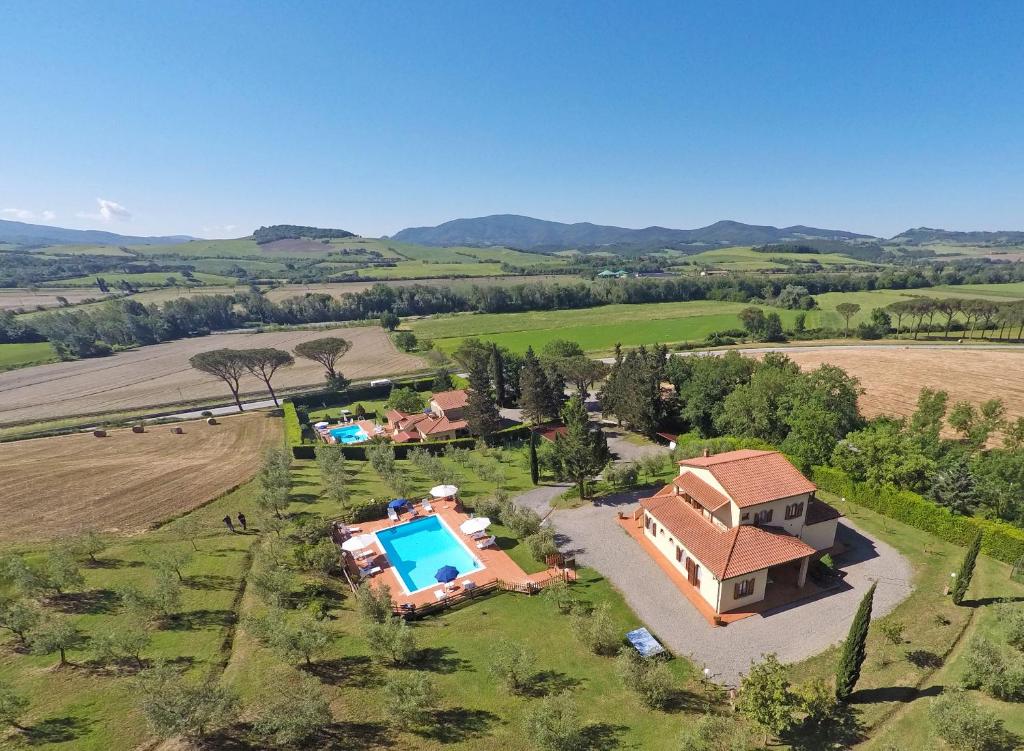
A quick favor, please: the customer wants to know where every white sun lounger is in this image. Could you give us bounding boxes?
[476,536,497,550]
[434,588,447,601]
[422,499,434,513]
[359,565,381,578]
[388,507,399,521]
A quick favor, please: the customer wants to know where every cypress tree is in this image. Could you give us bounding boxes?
[465,360,502,437]
[490,343,506,408]
[519,347,553,424]
[835,581,876,701]
[951,533,982,606]
[529,430,539,485]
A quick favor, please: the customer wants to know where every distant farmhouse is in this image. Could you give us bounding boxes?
[638,449,841,614]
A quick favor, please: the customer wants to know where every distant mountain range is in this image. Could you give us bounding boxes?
[4,215,1024,254]
[889,227,1024,246]
[0,219,193,247]
[392,214,878,251]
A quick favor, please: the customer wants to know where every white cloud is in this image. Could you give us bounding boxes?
[1,207,57,222]
[77,197,131,223]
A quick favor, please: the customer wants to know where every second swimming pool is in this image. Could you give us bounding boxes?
[374,515,483,593]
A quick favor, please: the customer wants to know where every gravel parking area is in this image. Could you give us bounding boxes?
[546,494,913,685]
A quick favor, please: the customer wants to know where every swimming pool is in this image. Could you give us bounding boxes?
[375,515,483,593]
[328,424,369,444]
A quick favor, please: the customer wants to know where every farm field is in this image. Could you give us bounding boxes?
[0,341,57,370]
[684,245,875,271]
[0,413,280,542]
[40,270,236,288]
[25,243,136,256]
[812,282,1024,327]
[0,325,423,425]
[778,346,1024,428]
[354,261,510,279]
[0,287,112,311]
[411,300,805,353]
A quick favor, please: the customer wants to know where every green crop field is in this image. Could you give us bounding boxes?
[412,300,803,353]
[355,261,511,279]
[685,245,874,271]
[40,271,237,288]
[812,282,1024,327]
[28,244,136,256]
[0,342,58,370]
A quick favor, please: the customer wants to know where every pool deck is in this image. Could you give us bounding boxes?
[344,498,566,608]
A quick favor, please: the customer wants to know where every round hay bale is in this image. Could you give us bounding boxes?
[92,429,107,438]
[206,417,218,425]
[171,426,184,434]
[131,425,145,434]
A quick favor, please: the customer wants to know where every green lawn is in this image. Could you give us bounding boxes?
[785,492,1024,748]
[0,342,58,371]
[412,300,803,353]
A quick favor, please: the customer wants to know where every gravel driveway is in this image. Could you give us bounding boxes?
[543,493,913,685]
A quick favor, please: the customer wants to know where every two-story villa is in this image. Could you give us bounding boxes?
[638,449,841,614]
[385,389,471,443]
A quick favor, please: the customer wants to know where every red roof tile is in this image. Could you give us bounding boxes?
[431,389,469,411]
[679,450,815,508]
[673,472,731,512]
[640,489,814,580]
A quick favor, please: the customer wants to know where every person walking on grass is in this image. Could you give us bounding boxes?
[222,515,235,533]
[237,512,247,531]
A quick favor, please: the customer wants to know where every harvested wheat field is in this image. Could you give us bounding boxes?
[0,287,112,311]
[0,326,423,425]
[0,413,281,542]
[778,346,1024,427]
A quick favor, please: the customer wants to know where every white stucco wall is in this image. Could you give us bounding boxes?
[717,570,768,612]
[801,518,839,551]
[730,492,811,536]
[643,513,722,609]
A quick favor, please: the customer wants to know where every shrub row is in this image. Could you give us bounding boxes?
[282,402,302,447]
[812,466,1024,565]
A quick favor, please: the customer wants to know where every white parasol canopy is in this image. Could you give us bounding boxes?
[341,534,377,552]
[459,517,491,535]
[430,484,459,499]
[313,421,330,429]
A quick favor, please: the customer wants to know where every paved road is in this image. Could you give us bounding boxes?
[530,491,912,686]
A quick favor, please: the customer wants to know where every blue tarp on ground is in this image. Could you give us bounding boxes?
[626,627,666,658]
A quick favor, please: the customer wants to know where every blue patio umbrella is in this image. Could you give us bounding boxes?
[388,498,408,509]
[435,565,459,583]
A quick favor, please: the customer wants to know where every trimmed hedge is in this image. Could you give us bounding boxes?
[283,402,302,447]
[812,466,1024,565]
[289,376,434,410]
[289,424,531,460]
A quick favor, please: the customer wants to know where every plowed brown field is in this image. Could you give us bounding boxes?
[780,347,1024,426]
[0,325,423,424]
[0,413,281,542]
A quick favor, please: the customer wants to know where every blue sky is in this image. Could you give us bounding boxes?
[1,1,1022,238]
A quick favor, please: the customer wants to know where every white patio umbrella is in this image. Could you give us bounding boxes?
[430,484,459,499]
[313,421,329,429]
[341,534,377,552]
[459,517,491,535]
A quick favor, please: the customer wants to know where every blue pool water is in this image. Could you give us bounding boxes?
[329,424,369,444]
[375,515,483,592]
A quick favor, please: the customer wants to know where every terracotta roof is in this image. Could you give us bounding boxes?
[393,431,420,443]
[673,472,731,512]
[431,389,469,411]
[679,450,815,508]
[385,409,406,424]
[641,489,814,580]
[417,415,468,436]
[805,497,842,525]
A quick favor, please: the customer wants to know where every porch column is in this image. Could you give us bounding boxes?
[797,557,809,588]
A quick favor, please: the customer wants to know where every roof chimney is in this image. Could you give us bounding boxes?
[702,448,710,458]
